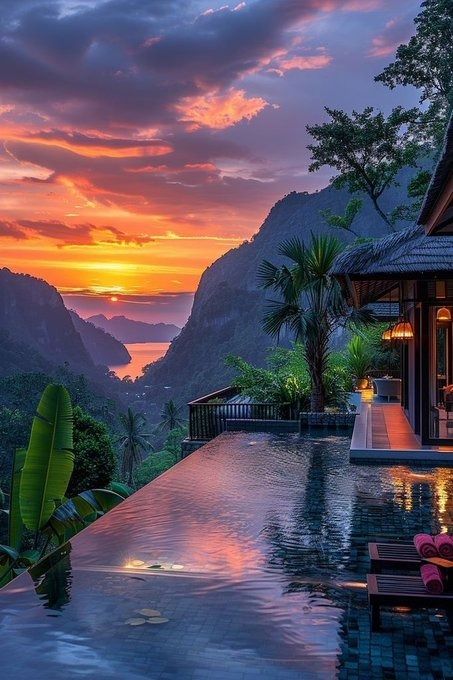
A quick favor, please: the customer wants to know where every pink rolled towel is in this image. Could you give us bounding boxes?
[434,534,453,560]
[414,533,438,558]
[420,564,444,594]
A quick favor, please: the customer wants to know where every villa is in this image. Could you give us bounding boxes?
[334,116,453,463]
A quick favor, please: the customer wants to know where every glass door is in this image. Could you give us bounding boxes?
[430,306,453,440]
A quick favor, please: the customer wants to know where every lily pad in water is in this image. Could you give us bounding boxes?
[125,618,146,626]
[137,608,161,617]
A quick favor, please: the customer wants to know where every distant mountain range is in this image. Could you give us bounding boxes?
[0,268,131,377]
[87,314,181,343]
[69,311,131,366]
[140,167,423,408]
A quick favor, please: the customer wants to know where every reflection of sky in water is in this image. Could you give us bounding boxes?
[0,432,451,679]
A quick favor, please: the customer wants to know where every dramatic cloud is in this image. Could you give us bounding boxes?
[269,49,333,75]
[0,220,28,239]
[6,131,174,158]
[0,0,421,324]
[175,89,271,130]
[0,217,154,246]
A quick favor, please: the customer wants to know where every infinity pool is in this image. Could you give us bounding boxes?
[0,432,451,679]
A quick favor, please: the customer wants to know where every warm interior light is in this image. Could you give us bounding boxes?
[437,307,451,322]
[381,328,393,341]
[391,321,414,340]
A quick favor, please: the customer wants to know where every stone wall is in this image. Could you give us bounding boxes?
[299,412,356,430]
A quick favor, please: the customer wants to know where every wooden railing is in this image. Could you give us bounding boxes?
[188,387,288,440]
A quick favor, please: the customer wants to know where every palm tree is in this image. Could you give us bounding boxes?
[156,400,186,433]
[258,234,370,412]
[118,409,153,484]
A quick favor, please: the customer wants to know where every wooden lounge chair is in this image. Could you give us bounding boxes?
[367,573,453,631]
[368,542,420,572]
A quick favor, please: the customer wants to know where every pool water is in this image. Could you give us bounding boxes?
[0,432,451,679]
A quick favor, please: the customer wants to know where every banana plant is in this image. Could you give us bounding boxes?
[20,384,74,539]
[0,384,132,588]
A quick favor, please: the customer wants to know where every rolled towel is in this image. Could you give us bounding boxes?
[434,534,453,560]
[420,564,444,594]
[414,533,438,558]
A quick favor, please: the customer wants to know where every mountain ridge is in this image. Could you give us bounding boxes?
[140,171,421,408]
[87,314,181,343]
[0,267,95,375]
[69,311,131,366]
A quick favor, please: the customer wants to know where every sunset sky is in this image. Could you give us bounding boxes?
[0,0,421,325]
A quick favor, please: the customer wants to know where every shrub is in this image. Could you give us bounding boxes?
[163,427,188,459]
[226,346,352,412]
[67,406,117,496]
[134,451,177,488]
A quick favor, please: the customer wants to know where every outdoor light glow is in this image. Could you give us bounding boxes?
[381,328,393,341]
[391,321,414,340]
[437,307,451,322]
[124,559,146,569]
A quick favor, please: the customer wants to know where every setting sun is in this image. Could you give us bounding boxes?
[110,296,118,302]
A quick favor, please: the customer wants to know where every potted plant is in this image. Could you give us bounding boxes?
[346,336,371,390]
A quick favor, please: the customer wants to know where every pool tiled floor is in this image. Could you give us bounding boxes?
[0,432,451,679]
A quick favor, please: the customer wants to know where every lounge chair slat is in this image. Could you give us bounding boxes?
[369,542,420,572]
[367,573,453,631]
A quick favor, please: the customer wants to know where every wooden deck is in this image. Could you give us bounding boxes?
[351,398,453,464]
[369,404,421,450]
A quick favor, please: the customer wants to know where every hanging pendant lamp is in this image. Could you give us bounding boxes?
[391,320,414,340]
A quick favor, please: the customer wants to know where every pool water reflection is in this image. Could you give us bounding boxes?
[0,432,451,679]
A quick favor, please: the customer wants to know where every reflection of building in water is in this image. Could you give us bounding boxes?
[389,467,452,533]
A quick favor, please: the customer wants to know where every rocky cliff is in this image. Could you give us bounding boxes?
[69,311,131,367]
[0,268,95,375]
[141,173,418,407]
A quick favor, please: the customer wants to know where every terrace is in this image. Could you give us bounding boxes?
[0,430,452,678]
[351,397,453,464]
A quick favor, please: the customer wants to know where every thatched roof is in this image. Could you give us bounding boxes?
[333,225,453,278]
[419,114,453,226]
[333,225,453,306]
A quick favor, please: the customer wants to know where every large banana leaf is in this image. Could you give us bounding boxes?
[20,385,74,532]
[46,496,94,542]
[47,489,125,543]
[109,482,133,499]
[78,489,125,514]
[0,544,19,564]
[9,449,26,550]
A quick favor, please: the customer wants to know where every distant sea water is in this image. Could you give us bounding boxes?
[109,342,170,379]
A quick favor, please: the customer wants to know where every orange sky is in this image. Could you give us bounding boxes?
[0,0,420,323]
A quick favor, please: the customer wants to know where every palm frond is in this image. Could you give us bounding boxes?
[257,260,282,289]
[305,234,343,278]
[278,236,306,266]
[263,300,302,339]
